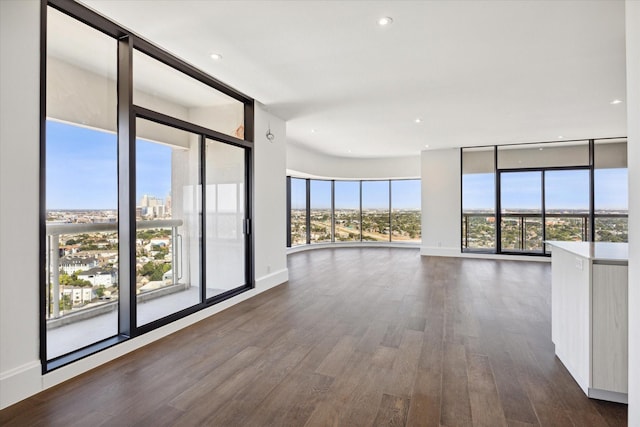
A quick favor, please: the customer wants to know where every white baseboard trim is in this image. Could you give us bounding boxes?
[256,268,289,290]
[420,246,550,262]
[420,246,461,257]
[589,388,628,404]
[0,360,41,410]
[288,242,420,254]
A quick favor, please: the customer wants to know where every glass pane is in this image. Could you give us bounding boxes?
[133,50,244,139]
[45,7,118,360]
[462,147,496,251]
[544,170,590,247]
[334,181,361,242]
[391,180,421,242]
[310,180,332,243]
[500,171,542,253]
[205,139,246,299]
[498,141,589,169]
[136,119,201,326]
[290,178,307,246]
[361,181,390,242]
[595,139,628,242]
[594,168,628,242]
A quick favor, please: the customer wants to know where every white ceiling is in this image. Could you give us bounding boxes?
[80,0,627,158]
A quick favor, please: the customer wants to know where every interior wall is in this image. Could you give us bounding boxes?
[287,143,420,179]
[254,103,288,283]
[0,0,42,409]
[0,2,287,409]
[420,149,461,256]
[625,0,640,423]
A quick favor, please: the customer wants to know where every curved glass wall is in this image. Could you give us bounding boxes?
[288,178,421,247]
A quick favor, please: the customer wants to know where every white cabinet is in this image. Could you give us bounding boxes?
[548,241,628,404]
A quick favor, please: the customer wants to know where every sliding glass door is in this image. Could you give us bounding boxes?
[205,139,248,300]
[135,119,202,327]
[500,171,543,253]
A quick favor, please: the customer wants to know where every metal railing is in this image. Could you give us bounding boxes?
[462,212,628,251]
[46,219,183,320]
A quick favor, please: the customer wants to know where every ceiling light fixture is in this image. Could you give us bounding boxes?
[210,53,222,60]
[311,129,316,133]
[557,135,564,139]
[415,118,422,123]
[378,16,393,26]
[424,144,429,148]
[610,99,623,105]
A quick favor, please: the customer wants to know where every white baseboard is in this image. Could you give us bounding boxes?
[420,246,461,257]
[420,246,550,262]
[0,361,41,409]
[589,388,628,404]
[256,268,289,290]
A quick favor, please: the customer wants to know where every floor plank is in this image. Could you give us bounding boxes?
[0,248,627,426]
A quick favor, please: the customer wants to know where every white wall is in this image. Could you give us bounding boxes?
[287,143,420,179]
[0,2,287,409]
[0,0,42,408]
[420,149,461,257]
[255,103,288,283]
[625,1,640,424]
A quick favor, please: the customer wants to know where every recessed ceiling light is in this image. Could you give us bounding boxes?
[348,150,352,153]
[539,147,544,151]
[414,118,422,124]
[378,16,393,26]
[424,144,429,148]
[311,129,316,133]
[210,53,222,60]
[557,135,564,139]
[610,99,623,105]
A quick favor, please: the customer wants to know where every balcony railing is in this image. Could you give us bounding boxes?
[45,219,183,323]
[462,212,628,252]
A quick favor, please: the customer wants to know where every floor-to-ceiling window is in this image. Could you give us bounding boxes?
[461,138,627,255]
[334,181,361,242]
[461,147,496,251]
[290,178,307,246]
[288,178,421,247]
[391,179,422,242]
[594,139,628,242]
[310,180,332,243]
[43,0,253,369]
[361,181,390,242]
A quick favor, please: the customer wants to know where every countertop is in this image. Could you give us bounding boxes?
[546,241,628,263]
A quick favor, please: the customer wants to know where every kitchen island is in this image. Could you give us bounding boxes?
[547,241,628,404]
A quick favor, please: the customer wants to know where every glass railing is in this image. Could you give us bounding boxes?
[462,212,628,252]
[45,219,183,326]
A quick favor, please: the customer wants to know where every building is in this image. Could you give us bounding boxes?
[58,256,98,275]
[77,267,117,288]
[61,286,94,307]
[0,1,638,425]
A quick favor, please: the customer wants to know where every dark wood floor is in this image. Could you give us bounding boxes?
[1,248,627,426]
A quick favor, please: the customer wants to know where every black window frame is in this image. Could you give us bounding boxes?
[286,178,422,247]
[41,0,255,372]
[460,138,627,256]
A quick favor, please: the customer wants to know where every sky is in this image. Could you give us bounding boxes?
[291,178,421,210]
[46,120,171,210]
[463,170,628,211]
[47,120,627,212]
